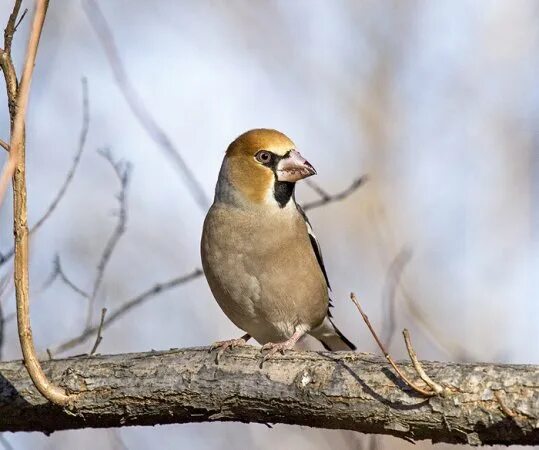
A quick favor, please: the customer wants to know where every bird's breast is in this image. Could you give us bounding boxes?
[201,203,328,341]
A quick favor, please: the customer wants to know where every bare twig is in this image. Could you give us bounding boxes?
[302,175,368,211]
[32,77,90,233]
[53,268,203,354]
[304,178,331,201]
[403,328,448,396]
[89,307,107,355]
[85,148,131,327]
[83,0,210,211]
[13,8,28,32]
[350,293,435,396]
[8,0,74,406]
[3,0,23,54]
[0,139,8,151]
[0,77,90,266]
[44,254,89,298]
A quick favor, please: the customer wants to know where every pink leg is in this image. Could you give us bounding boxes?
[210,333,251,363]
[260,328,305,363]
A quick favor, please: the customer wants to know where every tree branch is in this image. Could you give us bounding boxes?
[0,348,536,445]
[6,0,75,406]
[52,268,203,355]
[302,176,368,211]
[0,77,90,266]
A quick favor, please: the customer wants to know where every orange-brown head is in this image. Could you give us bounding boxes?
[218,129,316,207]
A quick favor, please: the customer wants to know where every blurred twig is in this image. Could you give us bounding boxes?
[83,0,210,211]
[85,148,131,327]
[0,140,8,151]
[302,176,368,211]
[89,307,107,355]
[0,77,90,266]
[44,254,89,298]
[53,268,202,354]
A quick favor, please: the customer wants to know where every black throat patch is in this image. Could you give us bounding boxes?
[273,180,295,208]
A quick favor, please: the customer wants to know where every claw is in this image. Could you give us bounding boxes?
[259,329,305,368]
[209,336,248,364]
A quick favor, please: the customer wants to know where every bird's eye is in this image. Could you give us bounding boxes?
[255,151,272,164]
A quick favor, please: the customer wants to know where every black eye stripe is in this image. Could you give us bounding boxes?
[255,149,294,168]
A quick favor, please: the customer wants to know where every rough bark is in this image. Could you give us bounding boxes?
[0,347,537,445]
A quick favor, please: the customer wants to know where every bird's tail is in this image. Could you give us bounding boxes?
[310,317,356,351]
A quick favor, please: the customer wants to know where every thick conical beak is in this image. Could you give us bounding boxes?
[276,150,316,182]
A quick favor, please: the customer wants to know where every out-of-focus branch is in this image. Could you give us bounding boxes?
[0,139,8,151]
[85,148,131,327]
[89,307,107,355]
[82,0,210,211]
[0,77,90,266]
[32,77,90,234]
[53,268,203,355]
[2,0,74,406]
[302,176,368,211]
[44,254,89,298]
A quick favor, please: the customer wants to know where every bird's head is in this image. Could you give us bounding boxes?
[219,129,316,207]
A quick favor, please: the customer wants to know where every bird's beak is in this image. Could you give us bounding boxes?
[276,150,317,182]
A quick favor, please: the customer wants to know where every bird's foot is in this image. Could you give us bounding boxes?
[209,334,250,364]
[260,340,295,367]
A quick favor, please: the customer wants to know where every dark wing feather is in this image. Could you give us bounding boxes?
[296,204,330,288]
[296,204,336,315]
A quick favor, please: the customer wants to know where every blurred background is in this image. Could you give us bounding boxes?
[0,1,537,449]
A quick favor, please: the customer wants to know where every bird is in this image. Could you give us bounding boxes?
[201,128,356,362]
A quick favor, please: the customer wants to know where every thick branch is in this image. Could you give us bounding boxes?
[9,0,74,406]
[0,348,537,445]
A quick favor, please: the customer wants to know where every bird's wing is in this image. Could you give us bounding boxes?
[296,204,331,291]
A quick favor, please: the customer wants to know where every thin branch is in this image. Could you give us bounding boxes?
[0,77,90,266]
[8,0,74,406]
[44,254,89,298]
[32,77,90,233]
[3,0,23,54]
[89,307,107,355]
[85,148,131,327]
[0,139,8,152]
[82,0,210,211]
[302,175,368,211]
[350,293,435,396]
[53,268,203,354]
[13,8,28,32]
[304,178,331,201]
[403,328,449,396]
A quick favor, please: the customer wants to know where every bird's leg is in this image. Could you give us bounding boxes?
[210,333,251,364]
[260,328,305,364]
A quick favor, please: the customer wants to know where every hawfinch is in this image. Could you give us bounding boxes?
[201,129,356,361]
